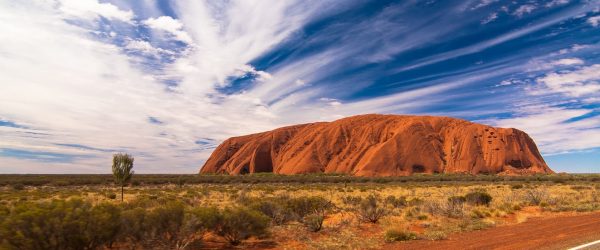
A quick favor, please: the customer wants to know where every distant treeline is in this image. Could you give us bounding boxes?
[1,173,599,187]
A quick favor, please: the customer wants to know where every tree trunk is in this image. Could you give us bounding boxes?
[121,185,124,202]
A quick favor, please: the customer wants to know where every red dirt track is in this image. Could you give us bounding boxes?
[392,212,600,250]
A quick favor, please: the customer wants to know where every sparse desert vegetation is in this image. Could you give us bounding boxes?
[1,174,600,249]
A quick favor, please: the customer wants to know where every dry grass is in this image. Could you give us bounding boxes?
[2,180,600,249]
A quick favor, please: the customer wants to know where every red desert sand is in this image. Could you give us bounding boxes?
[200,114,552,176]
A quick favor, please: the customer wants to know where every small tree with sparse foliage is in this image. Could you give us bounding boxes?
[112,153,134,202]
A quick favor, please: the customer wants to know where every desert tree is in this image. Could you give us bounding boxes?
[112,153,134,202]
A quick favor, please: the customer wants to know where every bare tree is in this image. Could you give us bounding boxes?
[112,153,134,202]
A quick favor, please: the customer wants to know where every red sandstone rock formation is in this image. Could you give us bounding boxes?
[200,114,552,176]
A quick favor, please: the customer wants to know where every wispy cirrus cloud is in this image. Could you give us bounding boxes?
[59,0,134,22]
[143,16,193,44]
[487,106,600,155]
[588,16,600,27]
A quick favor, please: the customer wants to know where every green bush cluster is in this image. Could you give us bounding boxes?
[215,207,270,245]
[464,191,493,206]
[0,199,120,250]
[2,173,599,187]
[0,199,270,249]
[342,195,362,206]
[303,214,325,232]
[356,195,388,223]
[384,228,417,242]
[385,195,407,208]
[445,196,466,218]
[247,195,332,229]
[524,188,549,205]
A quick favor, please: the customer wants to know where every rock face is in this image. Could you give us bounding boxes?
[200,114,552,176]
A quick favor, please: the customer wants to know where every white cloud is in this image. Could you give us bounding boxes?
[546,0,569,7]
[496,79,527,87]
[58,0,133,23]
[550,58,585,66]
[487,107,600,154]
[232,65,272,82]
[319,98,342,107]
[555,44,590,55]
[513,5,536,17]
[124,40,173,57]
[143,16,193,43]
[472,0,498,10]
[395,7,588,73]
[583,97,600,103]
[527,56,586,71]
[481,12,498,24]
[0,0,337,173]
[535,64,600,97]
[588,16,600,27]
[295,79,307,86]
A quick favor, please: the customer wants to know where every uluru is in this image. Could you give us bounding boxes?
[200,114,552,176]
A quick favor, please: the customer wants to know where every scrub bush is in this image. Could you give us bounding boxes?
[465,191,492,206]
[384,228,417,242]
[303,214,325,232]
[356,195,388,223]
[0,199,120,250]
[215,207,270,245]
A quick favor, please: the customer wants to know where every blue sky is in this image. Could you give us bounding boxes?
[0,0,599,173]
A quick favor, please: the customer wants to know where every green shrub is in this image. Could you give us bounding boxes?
[90,203,122,248]
[356,195,387,223]
[248,199,292,225]
[423,230,447,240]
[119,204,220,249]
[417,214,428,220]
[119,207,148,248]
[177,206,221,249]
[385,195,407,208]
[448,196,466,204]
[524,188,548,205]
[408,197,424,206]
[342,195,362,206]
[443,196,466,218]
[384,228,417,242]
[11,183,24,191]
[144,201,187,248]
[106,192,117,200]
[303,214,324,232]
[287,196,332,221]
[465,191,492,206]
[215,207,270,245]
[176,176,186,188]
[0,199,121,250]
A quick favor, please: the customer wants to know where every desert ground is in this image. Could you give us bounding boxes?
[1,174,600,249]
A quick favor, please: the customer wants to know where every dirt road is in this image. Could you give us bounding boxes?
[392,212,600,250]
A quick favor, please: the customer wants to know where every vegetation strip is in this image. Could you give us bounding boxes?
[1,174,599,249]
[1,173,600,187]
